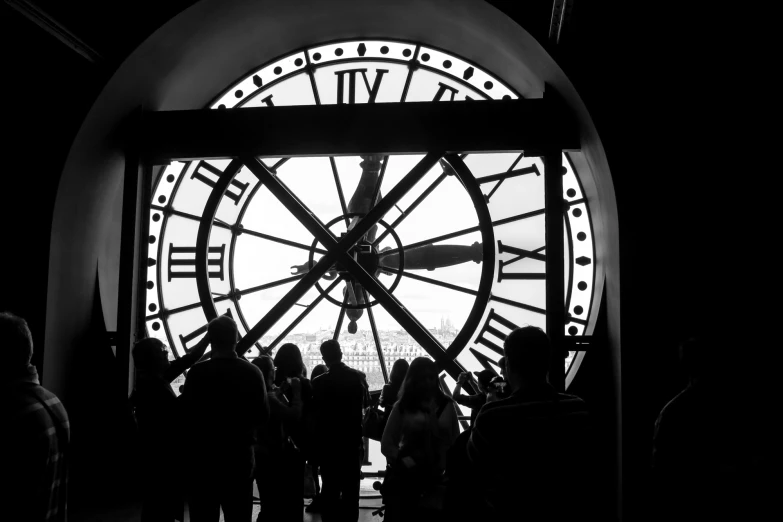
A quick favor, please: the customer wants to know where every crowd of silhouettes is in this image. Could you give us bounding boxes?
[5,307,772,521]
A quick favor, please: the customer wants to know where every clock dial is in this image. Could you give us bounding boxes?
[143,39,596,396]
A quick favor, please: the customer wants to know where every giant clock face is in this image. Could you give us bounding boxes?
[143,39,596,395]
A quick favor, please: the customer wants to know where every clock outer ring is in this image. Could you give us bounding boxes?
[194,154,495,379]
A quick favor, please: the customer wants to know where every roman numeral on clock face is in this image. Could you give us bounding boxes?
[168,244,226,281]
[474,308,520,356]
[179,309,234,353]
[432,82,474,102]
[497,241,547,282]
[334,68,389,104]
[191,161,250,205]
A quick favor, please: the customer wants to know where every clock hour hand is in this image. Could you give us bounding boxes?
[343,281,365,334]
[346,154,385,242]
[378,242,482,271]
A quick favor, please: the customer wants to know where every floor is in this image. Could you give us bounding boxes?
[70,498,385,522]
[70,489,386,522]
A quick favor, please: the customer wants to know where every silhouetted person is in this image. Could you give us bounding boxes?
[273,344,314,451]
[652,334,769,521]
[465,326,591,521]
[271,344,311,520]
[310,340,369,522]
[131,334,209,521]
[179,316,268,522]
[381,357,459,522]
[252,354,303,522]
[310,363,327,381]
[1,312,70,522]
[379,358,409,412]
[305,363,328,514]
[452,369,493,426]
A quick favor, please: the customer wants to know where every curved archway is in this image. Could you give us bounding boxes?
[45,0,620,507]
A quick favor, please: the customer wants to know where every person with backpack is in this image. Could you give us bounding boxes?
[380,357,459,522]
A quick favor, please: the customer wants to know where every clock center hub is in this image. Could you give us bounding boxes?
[352,241,379,275]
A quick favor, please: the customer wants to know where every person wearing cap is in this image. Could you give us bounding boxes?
[452,369,494,427]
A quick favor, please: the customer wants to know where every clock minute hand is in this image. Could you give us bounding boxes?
[378,242,483,271]
[290,261,337,279]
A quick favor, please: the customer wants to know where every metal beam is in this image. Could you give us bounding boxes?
[5,0,103,64]
[141,98,579,162]
[549,0,574,46]
[117,109,144,400]
[545,151,566,392]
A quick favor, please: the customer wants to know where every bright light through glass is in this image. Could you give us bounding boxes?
[144,41,597,467]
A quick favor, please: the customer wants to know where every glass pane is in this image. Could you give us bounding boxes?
[147,40,599,393]
[275,156,345,225]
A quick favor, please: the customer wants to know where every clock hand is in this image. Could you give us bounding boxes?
[290,154,385,302]
[289,155,385,279]
[343,281,366,334]
[378,242,483,271]
[347,154,385,241]
[290,262,337,279]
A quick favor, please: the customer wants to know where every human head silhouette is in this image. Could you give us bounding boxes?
[0,312,34,380]
[474,369,495,393]
[311,363,327,381]
[208,315,239,355]
[320,339,342,367]
[273,343,304,382]
[252,355,275,388]
[133,337,171,375]
[389,358,410,387]
[504,326,551,391]
[398,357,443,412]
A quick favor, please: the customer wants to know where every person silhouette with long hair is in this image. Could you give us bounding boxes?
[381,357,458,521]
[266,343,312,520]
[379,358,409,412]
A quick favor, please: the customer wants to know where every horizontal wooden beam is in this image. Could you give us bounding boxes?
[141,98,579,162]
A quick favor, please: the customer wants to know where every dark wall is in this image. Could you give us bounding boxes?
[1,1,745,519]
[494,2,762,520]
[0,5,101,372]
